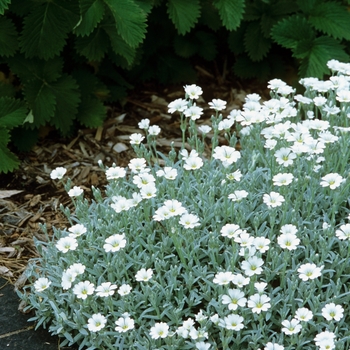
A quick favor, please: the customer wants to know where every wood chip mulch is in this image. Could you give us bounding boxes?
[0,77,269,288]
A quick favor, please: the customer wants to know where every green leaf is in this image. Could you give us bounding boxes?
[0,97,27,128]
[49,75,81,134]
[74,0,105,37]
[8,55,64,83]
[76,98,106,128]
[103,0,147,47]
[296,0,318,14]
[271,16,315,49]
[24,79,56,127]
[75,27,109,61]
[167,0,201,35]
[0,129,20,174]
[196,31,217,61]
[244,21,272,61]
[199,0,221,31]
[213,0,245,31]
[0,0,10,15]
[8,0,33,16]
[228,24,246,55]
[173,35,198,58]
[233,55,271,80]
[20,3,75,59]
[295,36,350,78]
[0,82,16,98]
[0,17,19,57]
[308,2,350,40]
[103,25,136,66]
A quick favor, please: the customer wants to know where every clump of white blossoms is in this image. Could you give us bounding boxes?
[21,59,350,349]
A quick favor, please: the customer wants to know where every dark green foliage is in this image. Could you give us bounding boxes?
[1,0,350,173]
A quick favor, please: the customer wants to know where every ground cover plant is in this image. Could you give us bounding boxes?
[19,59,350,349]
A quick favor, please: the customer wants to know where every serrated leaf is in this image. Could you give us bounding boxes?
[308,2,350,40]
[49,75,80,134]
[244,21,272,61]
[228,25,246,54]
[271,16,315,49]
[199,0,221,31]
[104,0,147,47]
[196,31,217,60]
[0,17,19,57]
[173,35,198,58]
[0,131,20,174]
[11,126,39,152]
[76,98,106,127]
[295,36,350,78]
[214,0,245,31]
[8,55,63,83]
[0,97,27,128]
[8,0,32,16]
[24,79,56,128]
[20,3,75,59]
[296,0,318,14]
[167,0,201,35]
[134,0,154,14]
[74,0,105,37]
[0,0,10,15]
[103,25,136,66]
[0,82,15,98]
[75,27,109,61]
[233,55,271,80]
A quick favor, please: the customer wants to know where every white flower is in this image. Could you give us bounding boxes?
[273,173,294,186]
[280,224,298,235]
[156,167,178,180]
[179,213,200,228]
[198,125,212,134]
[177,318,195,338]
[103,234,127,252]
[34,277,51,292]
[73,281,95,299]
[220,224,243,238]
[264,342,284,350]
[87,313,107,332]
[336,223,350,240]
[106,166,126,180]
[314,330,336,349]
[234,232,254,247]
[218,118,234,130]
[213,145,241,166]
[221,289,247,310]
[224,314,244,331]
[322,303,344,321]
[68,224,87,237]
[68,186,83,197]
[135,268,153,282]
[195,310,207,322]
[213,271,234,285]
[263,191,285,208]
[226,170,242,181]
[184,84,203,99]
[163,199,187,217]
[150,322,169,339]
[336,89,350,102]
[133,172,156,188]
[208,98,227,111]
[253,237,270,253]
[111,196,132,212]
[248,293,271,314]
[184,104,203,120]
[295,307,313,322]
[67,263,85,276]
[115,315,135,332]
[56,236,78,253]
[228,190,248,202]
[129,133,145,145]
[128,158,148,173]
[320,173,345,189]
[277,233,300,250]
[281,319,302,335]
[139,183,157,199]
[138,118,150,129]
[148,125,161,136]
[61,270,76,290]
[50,167,67,180]
[168,98,188,113]
[231,273,250,288]
[183,156,203,170]
[254,282,267,294]
[95,282,118,297]
[153,205,172,221]
[298,263,323,281]
[118,284,132,296]
[195,342,211,350]
[274,147,297,167]
[241,256,264,276]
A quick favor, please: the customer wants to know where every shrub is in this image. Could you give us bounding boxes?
[19,59,350,349]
